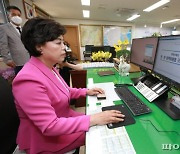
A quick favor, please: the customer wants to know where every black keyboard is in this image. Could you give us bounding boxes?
[115,87,152,116]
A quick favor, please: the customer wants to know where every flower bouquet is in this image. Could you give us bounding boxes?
[114,40,130,62]
[91,51,112,62]
[0,68,15,84]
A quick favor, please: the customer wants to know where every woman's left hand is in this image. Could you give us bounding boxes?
[86,87,104,96]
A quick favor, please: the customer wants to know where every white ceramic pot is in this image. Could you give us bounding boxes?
[118,56,131,76]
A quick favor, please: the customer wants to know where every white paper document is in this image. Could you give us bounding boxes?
[86,125,136,154]
[87,82,120,112]
[93,82,120,102]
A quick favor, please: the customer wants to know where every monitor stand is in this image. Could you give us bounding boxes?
[155,96,180,120]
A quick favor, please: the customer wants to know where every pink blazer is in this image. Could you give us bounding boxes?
[12,57,90,154]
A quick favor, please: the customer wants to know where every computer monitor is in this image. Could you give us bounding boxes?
[153,35,180,87]
[130,37,159,70]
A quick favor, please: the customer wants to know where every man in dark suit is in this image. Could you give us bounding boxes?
[0,6,29,75]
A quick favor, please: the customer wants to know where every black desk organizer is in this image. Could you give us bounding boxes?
[131,74,169,102]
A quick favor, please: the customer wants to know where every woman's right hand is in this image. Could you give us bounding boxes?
[90,110,125,127]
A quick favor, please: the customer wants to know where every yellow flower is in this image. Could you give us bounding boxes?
[114,39,129,52]
[114,39,130,59]
[123,40,129,45]
[118,40,122,45]
[114,45,122,52]
[91,51,112,62]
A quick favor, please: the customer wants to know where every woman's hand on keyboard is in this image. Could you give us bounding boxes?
[86,87,104,96]
[90,110,125,127]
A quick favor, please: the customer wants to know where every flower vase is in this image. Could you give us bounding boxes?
[118,56,131,76]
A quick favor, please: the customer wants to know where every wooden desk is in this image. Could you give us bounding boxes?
[113,58,141,73]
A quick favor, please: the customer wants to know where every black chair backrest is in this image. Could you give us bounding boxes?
[103,46,111,52]
[85,45,94,53]
[91,46,104,53]
[109,47,116,62]
[0,76,19,154]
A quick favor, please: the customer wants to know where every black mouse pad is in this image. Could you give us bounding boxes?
[102,104,136,129]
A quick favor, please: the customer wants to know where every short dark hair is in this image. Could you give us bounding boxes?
[6,6,21,14]
[21,17,66,57]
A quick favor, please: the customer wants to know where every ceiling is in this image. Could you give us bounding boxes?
[33,0,180,28]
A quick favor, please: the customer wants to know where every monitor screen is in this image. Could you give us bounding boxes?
[153,35,180,86]
[130,37,159,70]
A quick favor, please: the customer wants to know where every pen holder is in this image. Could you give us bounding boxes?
[118,56,131,76]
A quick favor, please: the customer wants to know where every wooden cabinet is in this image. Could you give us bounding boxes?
[70,70,87,107]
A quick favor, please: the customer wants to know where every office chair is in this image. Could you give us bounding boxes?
[83,45,94,61]
[0,76,20,154]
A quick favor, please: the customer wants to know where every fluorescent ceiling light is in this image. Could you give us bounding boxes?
[127,14,140,21]
[160,19,180,28]
[81,0,90,6]
[83,10,90,18]
[161,19,180,24]
[143,0,170,12]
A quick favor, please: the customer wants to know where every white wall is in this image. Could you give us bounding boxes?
[133,26,172,38]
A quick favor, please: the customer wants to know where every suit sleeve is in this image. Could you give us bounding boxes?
[0,27,12,63]
[69,87,87,99]
[12,74,90,137]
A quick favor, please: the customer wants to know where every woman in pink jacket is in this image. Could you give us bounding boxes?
[12,17,125,154]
